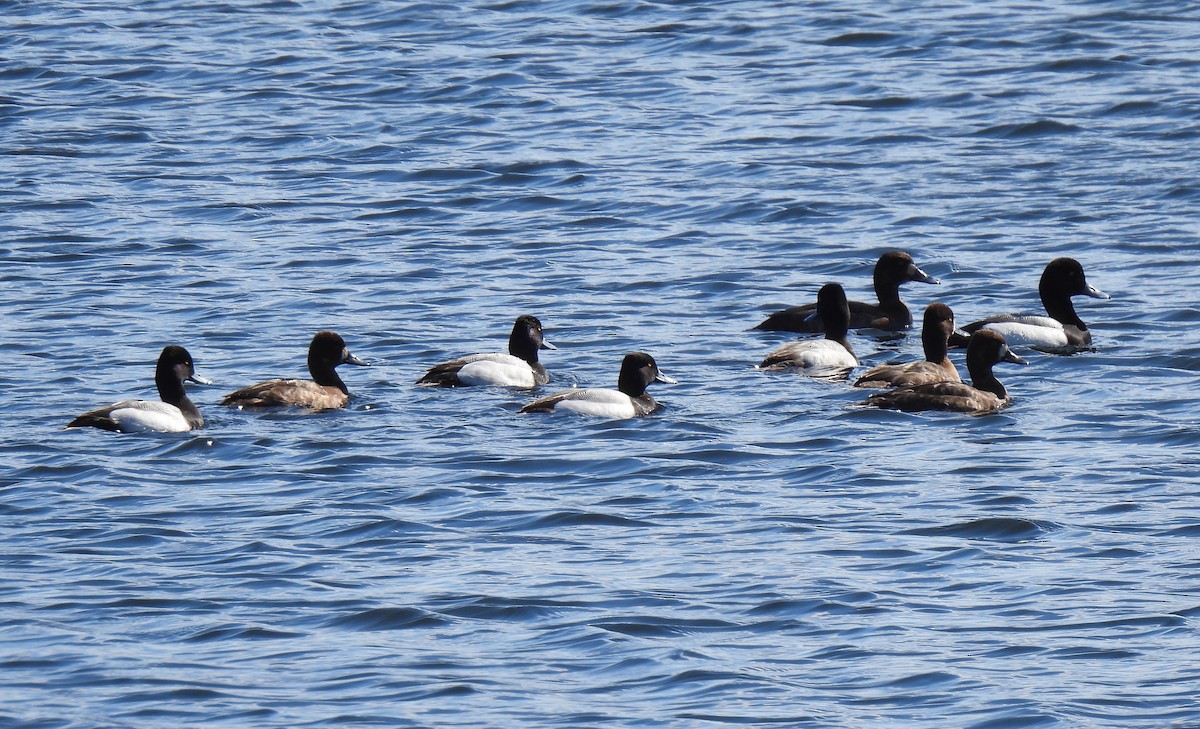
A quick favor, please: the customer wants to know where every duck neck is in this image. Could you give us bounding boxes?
[967,361,1006,400]
[824,320,853,355]
[874,271,902,307]
[618,372,648,398]
[155,368,202,427]
[509,330,539,365]
[1040,282,1086,329]
[922,326,949,365]
[155,366,187,407]
[310,356,349,393]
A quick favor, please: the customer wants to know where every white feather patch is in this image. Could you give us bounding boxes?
[766,340,857,374]
[981,320,1068,348]
[551,389,637,419]
[109,402,191,433]
[457,354,536,387]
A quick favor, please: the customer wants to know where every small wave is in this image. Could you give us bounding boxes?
[434,595,573,621]
[972,120,1082,138]
[1036,57,1132,73]
[821,31,904,46]
[904,517,1058,542]
[592,617,741,638]
[513,510,656,531]
[185,625,304,642]
[832,96,917,109]
[966,713,1059,729]
[325,607,447,631]
[883,670,960,688]
[115,687,233,703]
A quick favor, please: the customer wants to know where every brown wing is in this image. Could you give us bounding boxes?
[854,361,959,389]
[867,382,1003,414]
[518,390,576,413]
[222,379,347,410]
[415,358,469,386]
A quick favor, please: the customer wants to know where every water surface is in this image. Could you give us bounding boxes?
[4,1,1200,727]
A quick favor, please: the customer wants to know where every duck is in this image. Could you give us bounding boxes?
[864,330,1027,415]
[67,345,211,433]
[757,283,859,376]
[416,315,555,388]
[755,251,940,332]
[222,330,369,410]
[958,257,1109,352]
[519,352,675,418]
[853,302,961,388]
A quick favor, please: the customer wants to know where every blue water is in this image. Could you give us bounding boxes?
[4,1,1200,726]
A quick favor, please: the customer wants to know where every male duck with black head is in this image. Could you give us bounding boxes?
[853,302,961,389]
[519,352,675,419]
[222,330,369,410]
[755,251,940,332]
[757,283,858,377]
[68,345,211,433]
[958,257,1109,353]
[417,314,555,388]
[864,330,1027,415]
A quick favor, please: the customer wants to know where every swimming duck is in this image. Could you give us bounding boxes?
[67,345,211,433]
[959,257,1109,352]
[864,330,1027,415]
[853,302,961,388]
[755,251,940,332]
[519,352,675,418]
[758,283,859,376]
[417,314,555,388]
[222,330,368,410]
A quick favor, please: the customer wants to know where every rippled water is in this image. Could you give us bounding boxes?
[4,1,1200,727]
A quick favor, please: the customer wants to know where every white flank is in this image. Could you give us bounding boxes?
[982,319,1067,348]
[109,402,191,433]
[769,340,856,373]
[458,354,535,387]
[552,389,637,419]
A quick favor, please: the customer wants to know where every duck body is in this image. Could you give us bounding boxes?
[68,345,210,433]
[519,352,674,418]
[221,378,352,410]
[523,387,656,419]
[967,316,1081,351]
[759,339,858,374]
[222,330,368,410]
[865,330,1026,415]
[853,359,959,389]
[70,399,198,433]
[417,315,555,388]
[865,379,1008,414]
[961,257,1109,352]
[854,302,961,389]
[755,251,939,332]
[759,283,858,376]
